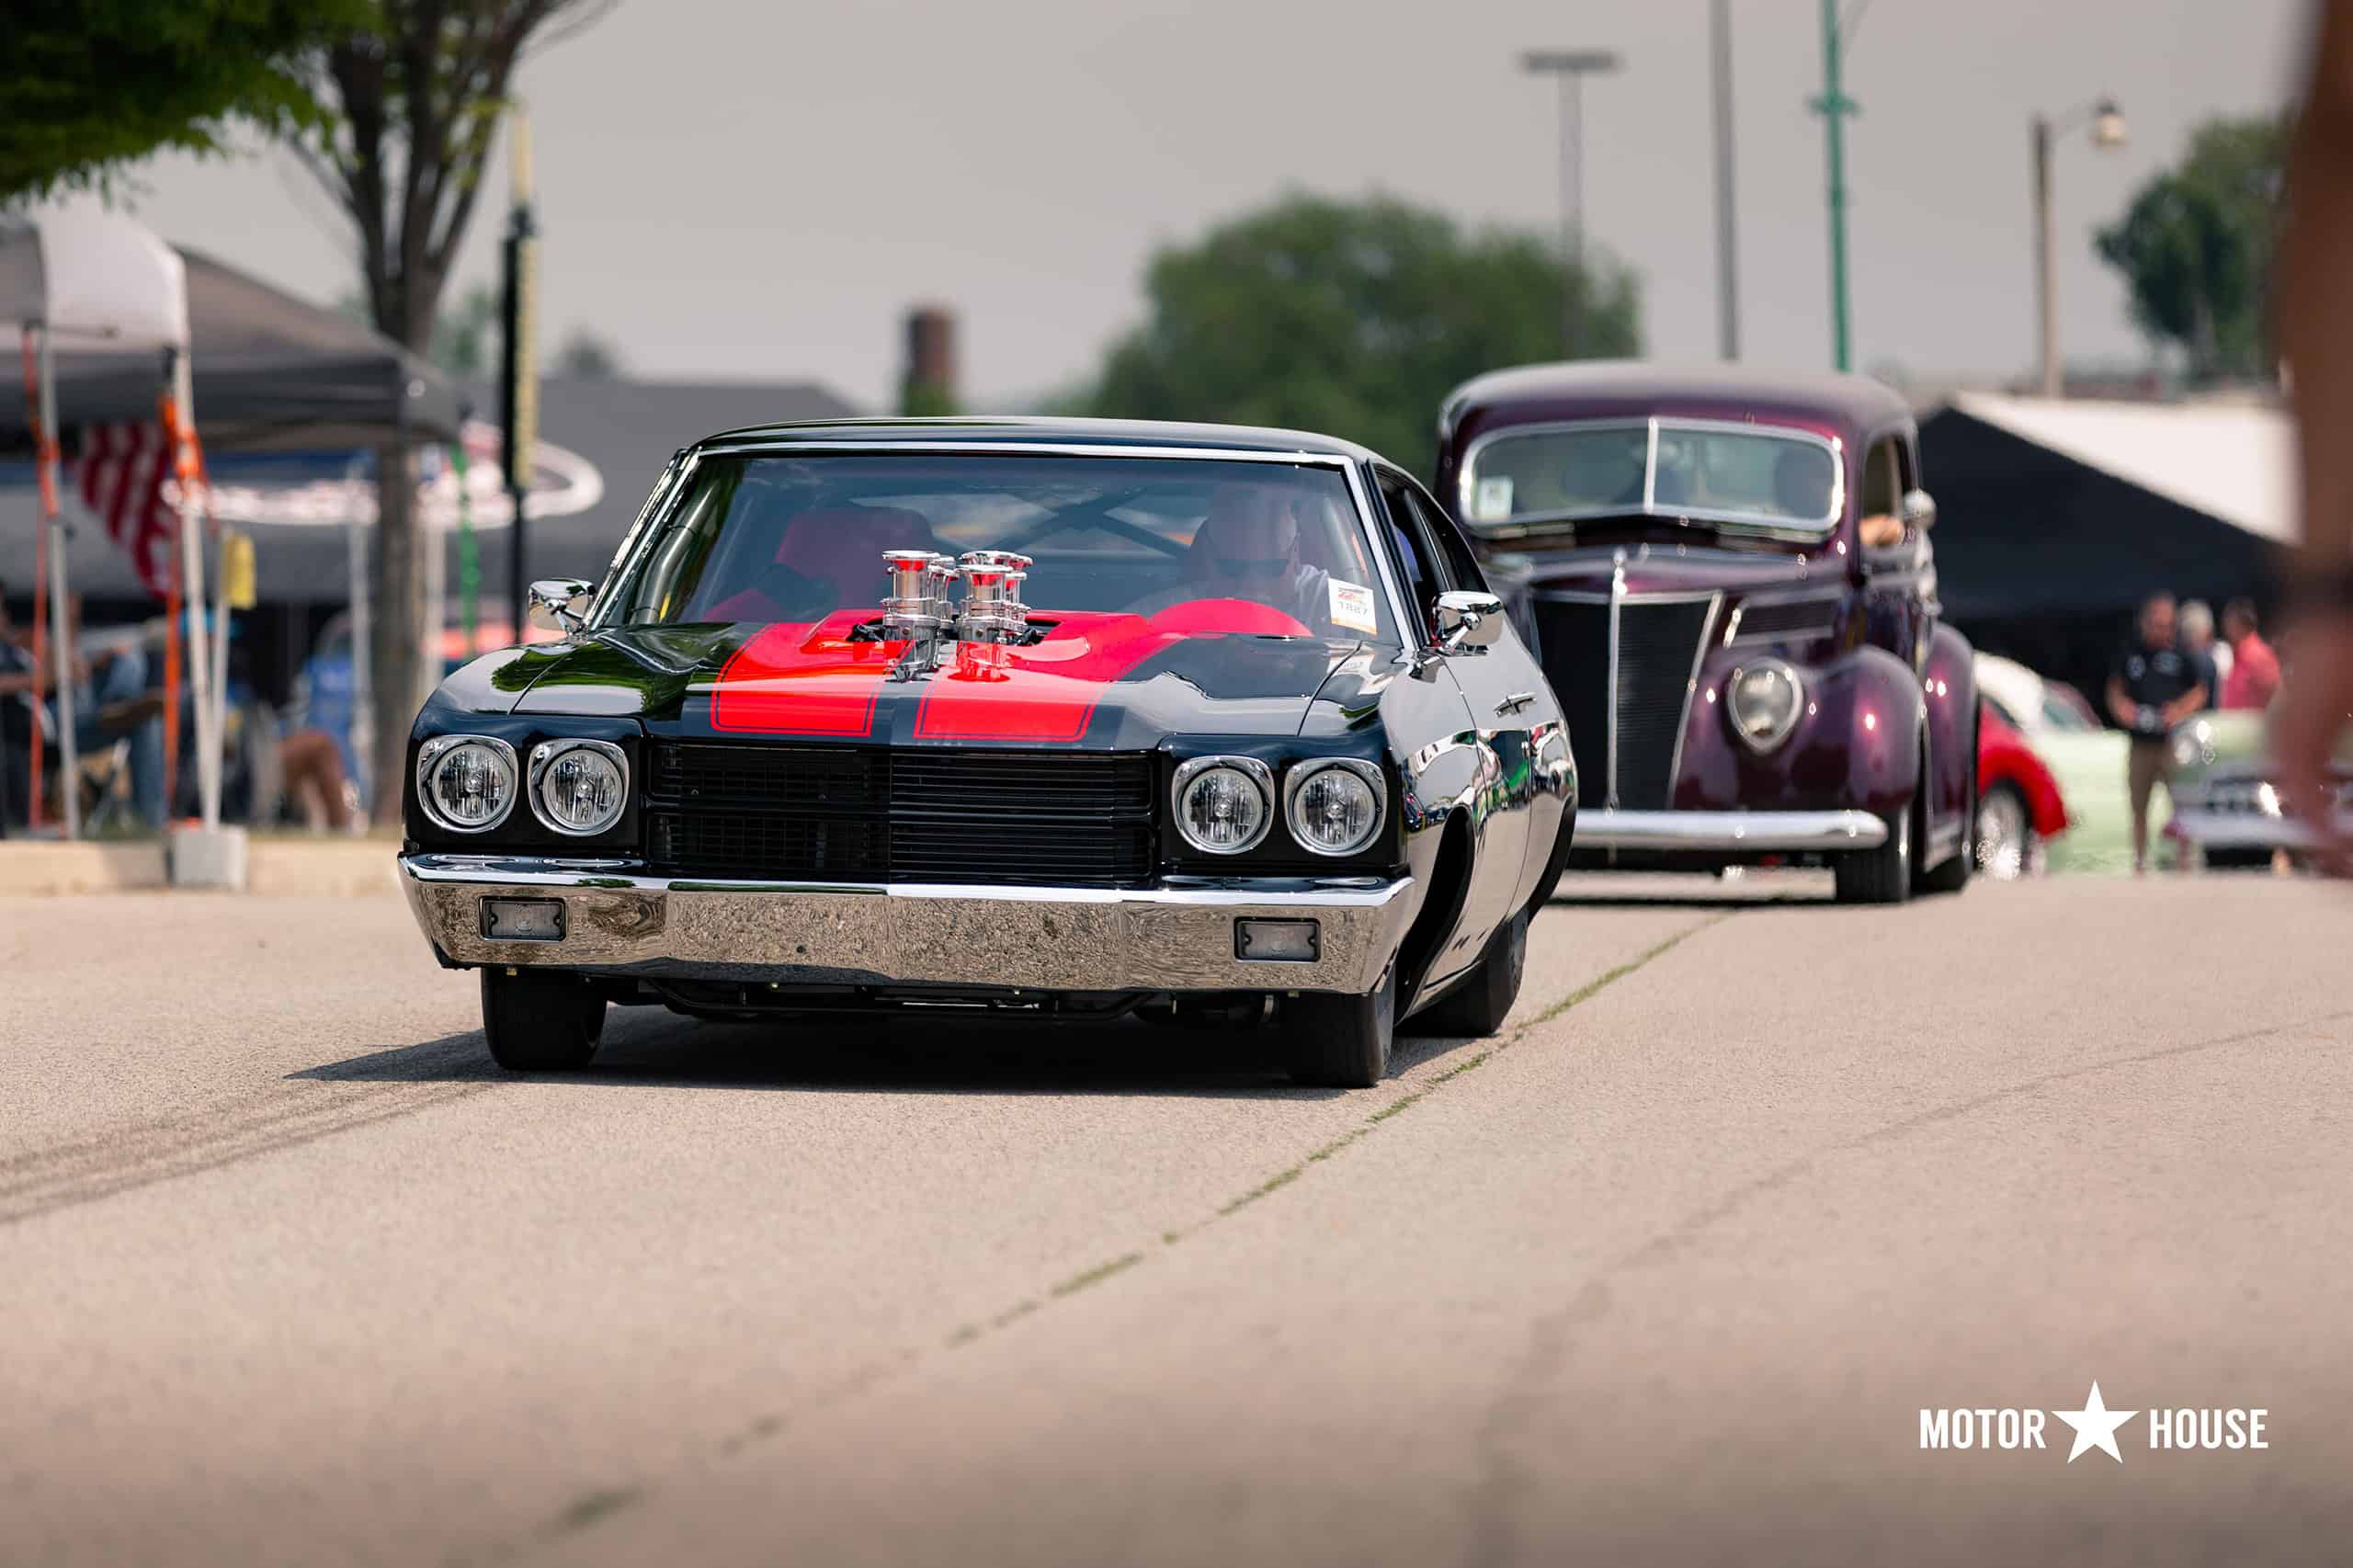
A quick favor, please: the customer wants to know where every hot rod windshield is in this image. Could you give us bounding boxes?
[595,451,1400,646]
[1457,419,1843,540]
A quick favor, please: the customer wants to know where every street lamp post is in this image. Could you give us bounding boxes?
[2031,97,2128,398]
[1711,0,1740,361]
[1521,48,1622,356]
[1808,0,1859,371]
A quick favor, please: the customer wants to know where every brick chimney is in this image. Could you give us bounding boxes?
[901,304,958,415]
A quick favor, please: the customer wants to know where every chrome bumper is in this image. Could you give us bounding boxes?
[1574,808,1888,853]
[399,854,1414,994]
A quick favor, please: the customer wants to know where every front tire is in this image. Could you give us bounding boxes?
[481,968,605,1073]
[1286,968,1396,1088]
[1973,784,2037,881]
[1414,910,1528,1037]
[1834,796,1915,904]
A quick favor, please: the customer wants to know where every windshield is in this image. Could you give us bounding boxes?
[598,452,1398,645]
[1460,420,1842,535]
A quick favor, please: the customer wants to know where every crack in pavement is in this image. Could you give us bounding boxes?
[1457,1003,2353,1568]
[492,908,1733,1563]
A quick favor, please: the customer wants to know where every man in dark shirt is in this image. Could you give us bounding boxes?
[2106,592,2210,873]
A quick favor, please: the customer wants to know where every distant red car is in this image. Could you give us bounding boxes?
[1975,701,2069,878]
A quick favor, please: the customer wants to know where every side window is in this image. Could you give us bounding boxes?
[1374,471,1443,642]
[1397,481,1489,593]
[1860,436,1902,518]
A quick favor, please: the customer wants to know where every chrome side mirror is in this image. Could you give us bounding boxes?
[527,577,594,635]
[1900,488,1938,531]
[1434,590,1505,653]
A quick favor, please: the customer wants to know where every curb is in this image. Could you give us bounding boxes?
[0,839,399,897]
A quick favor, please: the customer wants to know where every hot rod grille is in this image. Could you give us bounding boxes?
[1534,597,1714,811]
[643,744,1154,886]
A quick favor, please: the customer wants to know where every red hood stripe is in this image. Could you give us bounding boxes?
[708,613,904,737]
[913,613,1176,744]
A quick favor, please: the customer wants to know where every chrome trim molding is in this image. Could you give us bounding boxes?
[414,734,520,835]
[1605,551,1625,810]
[1663,592,1725,788]
[1282,757,1389,858]
[1172,756,1278,856]
[400,856,1416,994]
[1574,808,1888,853]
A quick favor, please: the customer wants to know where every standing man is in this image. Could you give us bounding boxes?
[2106,593,2209,874]
[2278,0,2353,873]
[2221,598,2283,710]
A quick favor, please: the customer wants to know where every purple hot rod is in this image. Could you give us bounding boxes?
[1436,364,1976,903]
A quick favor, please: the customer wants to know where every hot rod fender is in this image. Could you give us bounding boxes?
[1675,638,1969,832]
[1919,623,1978,849]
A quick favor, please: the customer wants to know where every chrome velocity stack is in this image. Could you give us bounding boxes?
[957,551,1032,642]
[881,550,944,639]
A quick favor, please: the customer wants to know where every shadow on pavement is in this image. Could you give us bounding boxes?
[292,1008,1358,1102]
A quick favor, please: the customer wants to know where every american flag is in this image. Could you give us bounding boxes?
[74,423,181,601]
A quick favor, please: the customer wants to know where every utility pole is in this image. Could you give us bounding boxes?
[1809,0,1859,371]
[499,110,540,641]
[1710,0,1740,360]
[2031,99,2128,398]
[1520,49,1623,357]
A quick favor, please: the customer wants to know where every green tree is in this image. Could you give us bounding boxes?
[286,0,610,819]
[1086,193,1640,478]
[2095,116,2287,382]
[0,0,364,204]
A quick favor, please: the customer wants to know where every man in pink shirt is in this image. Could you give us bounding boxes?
[2220,598,2282,710]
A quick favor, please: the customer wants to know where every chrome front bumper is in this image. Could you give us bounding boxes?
[1573,808,1888,853]
[399,855,1414,994]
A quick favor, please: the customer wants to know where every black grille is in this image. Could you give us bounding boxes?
[644,744,1154,886]
[1534,597,1713,811]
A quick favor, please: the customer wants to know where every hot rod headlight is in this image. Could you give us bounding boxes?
[1284,758,1386,857]
[415,735,519,833]
[1174,756,1273,855]
[1727,659,1804,752]
[529,739,628,836]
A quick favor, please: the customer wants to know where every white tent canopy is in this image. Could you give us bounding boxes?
[0,208,188,351]
[1950,392,2299,548]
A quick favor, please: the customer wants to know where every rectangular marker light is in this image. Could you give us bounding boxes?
[482,898,566,941]
[1234,918,1319,962]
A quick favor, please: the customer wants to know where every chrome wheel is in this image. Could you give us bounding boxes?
[1976,787,2031,881]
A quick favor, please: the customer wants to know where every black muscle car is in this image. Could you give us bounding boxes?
[399,419,1575,1085]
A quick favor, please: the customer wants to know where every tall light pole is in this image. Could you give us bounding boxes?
[1521,48,1622,357]
[1710,0,1740,360]
[2032,97,2128,398]
[1808,0,1859,371]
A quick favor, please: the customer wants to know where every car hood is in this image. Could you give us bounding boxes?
[1504,541,1844,600]
[435,615,1390,748]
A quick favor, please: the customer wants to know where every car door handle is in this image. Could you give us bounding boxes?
[1495,691,1537,715]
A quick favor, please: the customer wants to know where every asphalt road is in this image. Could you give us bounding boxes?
[2,873,2347,1567]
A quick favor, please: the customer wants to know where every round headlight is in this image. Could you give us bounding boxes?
[1285,759,1385,857]
[1174,757,1273,855]
[1726,659,1803,751]
[530,739,628,836]
[416,736,518,833]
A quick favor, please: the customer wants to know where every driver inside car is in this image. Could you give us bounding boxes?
[1123,481,1335,633]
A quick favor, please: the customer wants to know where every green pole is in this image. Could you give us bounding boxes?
[1812,0,1858,370]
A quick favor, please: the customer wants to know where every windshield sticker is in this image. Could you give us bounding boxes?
[1472,476,1514,521]
[1328,578,1378,634]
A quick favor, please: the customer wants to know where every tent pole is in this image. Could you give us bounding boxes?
[36,324,81,839]
[20,328,46,830]
[170,347,218,830]
[347,453,373,817]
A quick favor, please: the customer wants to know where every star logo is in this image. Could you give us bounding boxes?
[2053,1381,2137,1464]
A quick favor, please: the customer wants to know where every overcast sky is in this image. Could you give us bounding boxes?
[38,0,2313,411]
